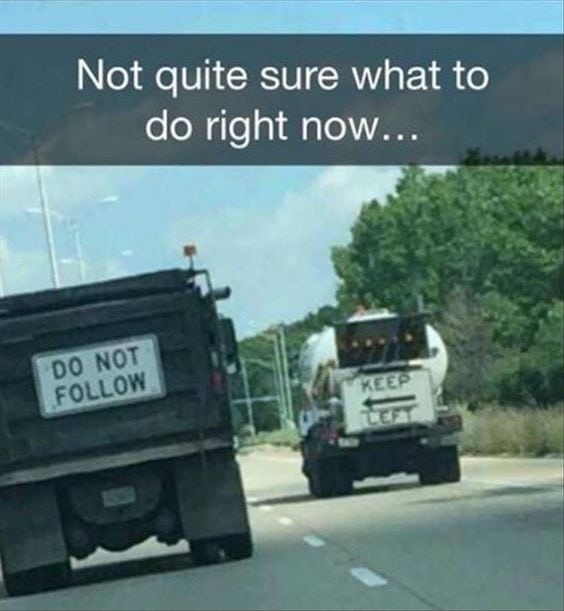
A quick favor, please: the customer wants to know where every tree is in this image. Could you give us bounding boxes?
[492,301,564,406]
[435,288,499,405]
[233,305,346,432]
[331,164,564,405]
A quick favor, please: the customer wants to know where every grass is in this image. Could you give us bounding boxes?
[240,404,564,458]
[460,404,564,457]
[240,427,302,451]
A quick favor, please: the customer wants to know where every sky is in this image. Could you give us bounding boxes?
[0,1,563,336]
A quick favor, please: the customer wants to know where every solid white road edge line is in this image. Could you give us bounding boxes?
[246,453,301,464]
[350,567,388,588]
[464,477,563,490]
[303,534,326,548]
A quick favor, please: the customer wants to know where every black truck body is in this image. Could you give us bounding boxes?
[0,268,252,596]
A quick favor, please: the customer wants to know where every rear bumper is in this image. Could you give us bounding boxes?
[318,412,462,449]
[359,413,462,445]
[302,412,462,479]
[0,437,232,487]
[0,447,250,570]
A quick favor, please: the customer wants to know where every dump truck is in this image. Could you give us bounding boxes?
[298,309,462,498]
[0,266,252,596]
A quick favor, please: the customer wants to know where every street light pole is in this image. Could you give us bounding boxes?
[240,358,256,437]
[245,357,284,430]
[278,324,295,428]
[31,137,60,288]
[270,334,288,429]
[69,220,86,283]
[1,105,96,290]
[28,194,119,286]
[0,254,4,298]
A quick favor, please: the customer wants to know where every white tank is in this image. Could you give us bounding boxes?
[299,311,448,401]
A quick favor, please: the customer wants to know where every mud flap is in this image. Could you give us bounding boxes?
[0,482,67,574]
[173,450,250,541]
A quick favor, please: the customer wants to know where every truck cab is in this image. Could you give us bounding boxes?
[298,310,462,498]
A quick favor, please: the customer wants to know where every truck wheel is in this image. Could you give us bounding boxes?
[189,539,222,567]
[419,446,461,486]
[3,561,70,597]
[308,459,352,498]
[221,532,253,560]
[333,460,353,496]
[440,446,461,483]
[308,459,333,498]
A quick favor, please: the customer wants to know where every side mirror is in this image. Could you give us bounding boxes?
[212,286,231,301]
[220,318,240,374]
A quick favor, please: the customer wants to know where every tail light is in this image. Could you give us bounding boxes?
[319,425,339,444]
[211,370,226,395]
[438,412,463,431]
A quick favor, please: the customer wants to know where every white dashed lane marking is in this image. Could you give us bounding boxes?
[350,567,388,588]
[253,500,386,590]
[303,534,326,548]
[250,489,387,590]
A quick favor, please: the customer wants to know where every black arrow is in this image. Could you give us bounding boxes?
[362,395,416,409]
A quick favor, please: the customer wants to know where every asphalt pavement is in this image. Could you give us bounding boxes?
[1,452,563,611]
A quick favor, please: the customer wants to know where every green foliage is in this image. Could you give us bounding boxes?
[463,148,563,166]
[231,305,345,433]
[491,301,564,406]
[435,288,500,404]
[332,164,563,406]
[234,164,563,418]
[248,428,301,450]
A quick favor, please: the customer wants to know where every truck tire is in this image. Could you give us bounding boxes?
[308,458,353,498]
[189,539,222,566]
[3,561,70,597]
[333,460,354,496]
[419,446,461,486]
[221,532,253,560]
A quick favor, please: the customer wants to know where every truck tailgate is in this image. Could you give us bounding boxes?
[0,290,222,474]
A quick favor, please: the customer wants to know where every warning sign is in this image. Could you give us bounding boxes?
[32,335,166,418]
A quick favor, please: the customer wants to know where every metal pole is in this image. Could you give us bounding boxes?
[244,357,284,427]
[70,221,86,283]
[0,253,4,297]
[271,336,287,429]
[240,358,256,437]
[272,370,284,429]
[232,395,279,406]
[278,325,295,428]
[31,138,60,288]
[416,293,425,314]
[0,237,4,297]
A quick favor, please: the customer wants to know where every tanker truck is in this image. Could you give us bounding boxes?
[298,309,462,498]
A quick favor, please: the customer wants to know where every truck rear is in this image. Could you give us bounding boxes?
[298,310,462,498]
[0,268,252,596]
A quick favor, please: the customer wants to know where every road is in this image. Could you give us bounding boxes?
[1,452,563,611]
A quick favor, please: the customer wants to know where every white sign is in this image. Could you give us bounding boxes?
[342,368,435,434]
[32,335,166,418]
